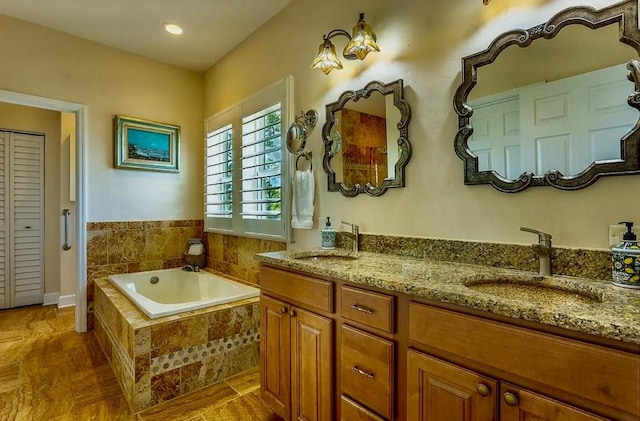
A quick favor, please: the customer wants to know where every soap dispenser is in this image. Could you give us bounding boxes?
[321,217,336,249]
[612,221,640,288]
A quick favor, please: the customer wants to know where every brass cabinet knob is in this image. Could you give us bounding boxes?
[503,392,519,406]
[476,383,490,397]
[289,310,296,317]
[280,306,288,314]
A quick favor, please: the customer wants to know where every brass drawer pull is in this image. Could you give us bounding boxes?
[503,392,519,406]
[351,365,374,379]
[350,304,374,314]
[476,383,490,397]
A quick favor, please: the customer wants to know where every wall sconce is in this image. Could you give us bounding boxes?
[311,13,380,75]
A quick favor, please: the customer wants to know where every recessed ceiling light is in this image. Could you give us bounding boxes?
[163,22,183,35]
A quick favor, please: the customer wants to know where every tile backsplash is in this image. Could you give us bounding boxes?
[337,233,612,281]
[204,233,286,285]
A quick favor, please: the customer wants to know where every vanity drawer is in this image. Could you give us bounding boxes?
[341,324,394,419]
[260,265,333,313]
[341,395,386,421]
[409,302,640,418]
[341,285,394,333]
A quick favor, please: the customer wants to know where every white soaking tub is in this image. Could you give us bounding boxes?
[108,268,259,319]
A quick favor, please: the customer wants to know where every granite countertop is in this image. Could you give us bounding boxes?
[255,249,640,346]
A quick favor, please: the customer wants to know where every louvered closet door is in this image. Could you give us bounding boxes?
[0,132,8,309]
[10,132,44,307]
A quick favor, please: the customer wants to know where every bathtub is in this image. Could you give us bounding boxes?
[108,268,260,319]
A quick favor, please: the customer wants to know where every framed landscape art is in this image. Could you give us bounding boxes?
[114,115,180,172]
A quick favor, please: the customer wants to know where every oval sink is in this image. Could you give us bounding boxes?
[464,277,603,306]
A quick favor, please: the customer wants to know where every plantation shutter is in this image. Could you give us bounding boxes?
[204,76,292,241]
[205,106,236,232]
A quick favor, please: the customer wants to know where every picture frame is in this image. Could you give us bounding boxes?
[114,115,180,173]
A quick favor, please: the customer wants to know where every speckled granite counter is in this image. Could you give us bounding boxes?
[255,249,640,346]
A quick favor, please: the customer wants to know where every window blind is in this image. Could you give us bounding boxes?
[241,103,282,220]
[203,75,292,241]
[205,124,233,218]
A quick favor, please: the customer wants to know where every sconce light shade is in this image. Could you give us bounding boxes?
[343,13,380,61]
[311,38,344,75]
[311,12,379,74]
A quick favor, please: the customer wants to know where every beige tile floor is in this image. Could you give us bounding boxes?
[0,305,281,421]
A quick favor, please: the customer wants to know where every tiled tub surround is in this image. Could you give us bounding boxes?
[256,249,640,345]
[86,219,204,328]
[93,277,260,413]
[205,232,286,285]
[337,232,612,280]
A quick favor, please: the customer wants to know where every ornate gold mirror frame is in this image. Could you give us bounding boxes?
[453,1,640,192]
[322,79,411,197]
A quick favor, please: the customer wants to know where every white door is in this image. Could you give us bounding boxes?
[2,131,44,308]
[469,96,522,180]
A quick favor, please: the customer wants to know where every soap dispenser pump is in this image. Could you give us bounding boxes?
[321,217,336,250]
[612,221,640,288]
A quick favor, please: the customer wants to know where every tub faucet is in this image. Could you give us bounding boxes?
[520,226,552,276]
[182,264,199,272]
[341,221,359,253]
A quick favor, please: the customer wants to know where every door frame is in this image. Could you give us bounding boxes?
[0,89,88,332]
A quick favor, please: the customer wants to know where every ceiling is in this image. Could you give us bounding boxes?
[0,0,292,72]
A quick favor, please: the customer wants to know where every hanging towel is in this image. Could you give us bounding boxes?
[291,169,315,229]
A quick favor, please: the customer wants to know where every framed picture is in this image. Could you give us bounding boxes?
[114,115,180,173]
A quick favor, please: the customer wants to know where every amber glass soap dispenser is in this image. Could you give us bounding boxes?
[612,221,640,288]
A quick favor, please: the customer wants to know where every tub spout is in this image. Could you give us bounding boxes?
[182,264,199,272]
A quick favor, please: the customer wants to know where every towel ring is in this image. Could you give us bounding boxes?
[296,152,312,171]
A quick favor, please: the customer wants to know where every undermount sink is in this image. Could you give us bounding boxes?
[464,276,604,306]
[289,250,359,261]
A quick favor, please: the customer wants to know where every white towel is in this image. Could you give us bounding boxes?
[291,169,314,229]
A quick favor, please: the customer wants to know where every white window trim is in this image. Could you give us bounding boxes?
[204,75,293,242]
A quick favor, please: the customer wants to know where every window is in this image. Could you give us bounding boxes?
[204,76,292,241]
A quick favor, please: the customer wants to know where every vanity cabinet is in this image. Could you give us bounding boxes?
[259,264,640,420]
[408,302,640,420]
[407,350,608,420]
[407,350,498,420]
[260,267,334,421]
[340,285,396,420]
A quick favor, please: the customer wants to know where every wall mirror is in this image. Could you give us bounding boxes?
[322,79,411,197]
[454,0,640,192]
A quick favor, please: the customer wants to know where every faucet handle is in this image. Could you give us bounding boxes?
[520,226,552,242]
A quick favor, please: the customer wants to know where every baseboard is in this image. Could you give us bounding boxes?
[43,292,60,306]
[58,294,76,308]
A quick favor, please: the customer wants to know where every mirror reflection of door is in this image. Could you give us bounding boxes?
[468,24,638,180]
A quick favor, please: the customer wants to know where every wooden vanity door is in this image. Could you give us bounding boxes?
[499,383,608,421]
[260,295,291,420]
[290,307,333,421]
[407,350,498,421]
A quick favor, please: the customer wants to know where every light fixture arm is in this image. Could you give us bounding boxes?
[324,29,351,42]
